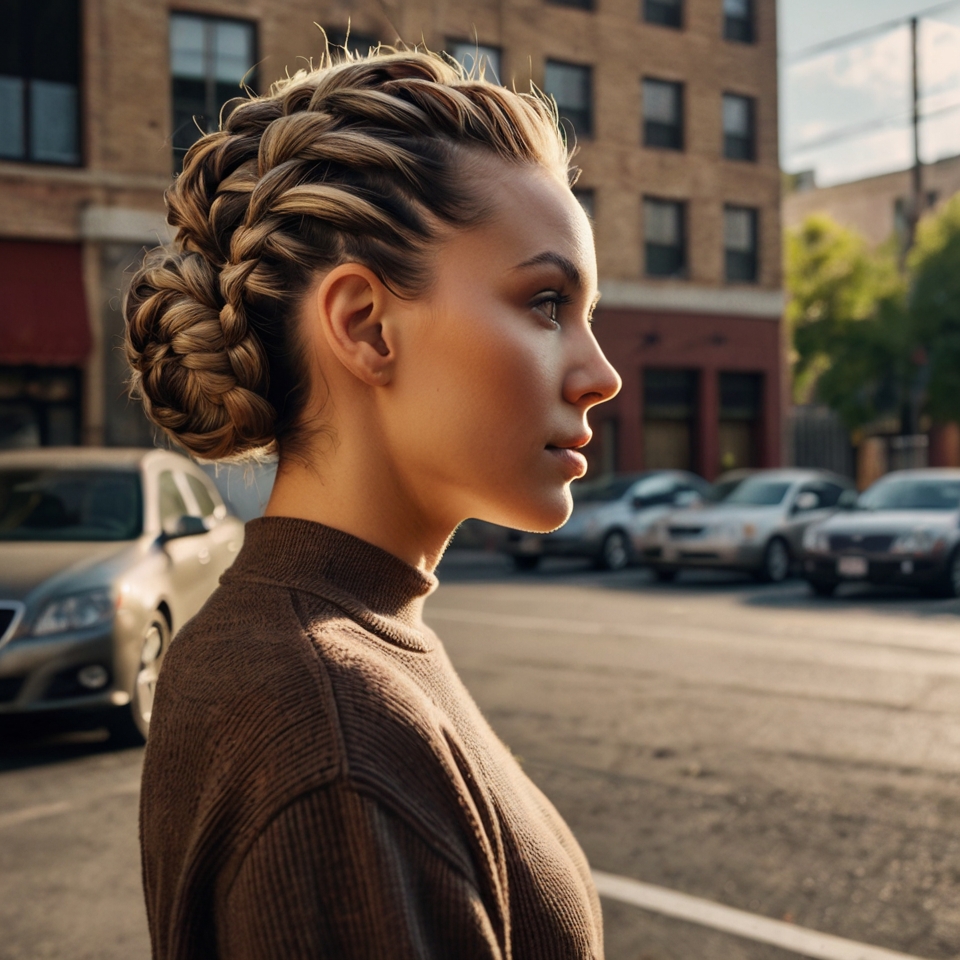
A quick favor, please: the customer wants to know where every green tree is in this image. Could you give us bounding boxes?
[786,214,910,429]
[908,193,960,423]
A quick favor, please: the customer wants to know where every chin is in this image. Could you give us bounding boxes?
[479,483,573,534]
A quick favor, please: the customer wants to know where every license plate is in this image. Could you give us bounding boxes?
[838,555,868,578]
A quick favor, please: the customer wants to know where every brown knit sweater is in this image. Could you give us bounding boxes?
[140,517,603,959]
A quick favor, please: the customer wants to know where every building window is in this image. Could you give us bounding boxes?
[0,367,81,447]
[643,369,698,471]
[724,0,755,43]
[722,94,755,161]
[171,13,256,171]
[547,0,594,9]
[0,0,81,165]
[644,198,686,277]
[447,42,501,82]
[325,29,380,59]
[644,0,682,28]
[719,372,762,471]
[724,206,758,283]
[545,60,593,138]
[643,79,683,150]
[573,188,595,219]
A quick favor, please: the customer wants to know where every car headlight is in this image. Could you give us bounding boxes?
[803,527,830,552]
[33,588,115,637]
[891,529,946,555]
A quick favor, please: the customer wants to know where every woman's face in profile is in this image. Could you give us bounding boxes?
[382,157,622,535]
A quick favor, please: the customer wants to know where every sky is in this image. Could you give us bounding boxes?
[778,0,960,185]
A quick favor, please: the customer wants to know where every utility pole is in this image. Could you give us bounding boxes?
[909,16,923,249]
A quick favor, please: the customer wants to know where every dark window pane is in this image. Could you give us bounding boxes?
[30,78,78,162]
[447,42,501,82]
[645,369,697,418]
[545,60,593,138]
[0,0,24,75]
[29,0,79,84]
[548,0,594,8]
[643,79,683,150]
[644,0,682,27]
[724,0,754,42]
[325,29,379,58]
[720,372,761,419]
[724,207,758,282]
[723,94,755,160]
[644,198,685,277]
[0,76,25,158]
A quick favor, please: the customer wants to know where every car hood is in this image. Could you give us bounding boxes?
[0,540,140,604]
[665,504,783,528]
[816,509,959,534]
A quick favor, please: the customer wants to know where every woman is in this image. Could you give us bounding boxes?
[126,48,620,960]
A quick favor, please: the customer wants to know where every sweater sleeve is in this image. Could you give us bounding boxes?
[218,781,505,960]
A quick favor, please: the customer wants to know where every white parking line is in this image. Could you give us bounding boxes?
[0,780,140,831]
[593,870,931,960]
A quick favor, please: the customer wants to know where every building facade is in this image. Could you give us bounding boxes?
[0,0,783,479]
[783,154,960,249]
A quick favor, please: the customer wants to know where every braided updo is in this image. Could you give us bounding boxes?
[124,49,570,461]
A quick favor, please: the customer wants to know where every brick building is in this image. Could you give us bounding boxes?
[0,0,783,479]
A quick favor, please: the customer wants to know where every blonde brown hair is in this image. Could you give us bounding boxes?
[124,49,570,461]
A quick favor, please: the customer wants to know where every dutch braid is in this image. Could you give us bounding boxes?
[124,50,569,461]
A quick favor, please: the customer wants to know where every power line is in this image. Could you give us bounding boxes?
[781,0,960,65]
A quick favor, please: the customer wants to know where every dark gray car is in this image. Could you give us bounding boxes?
[0,448,244,741]
[802,469,960,598]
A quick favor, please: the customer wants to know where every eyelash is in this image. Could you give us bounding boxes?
[532,293,574,326]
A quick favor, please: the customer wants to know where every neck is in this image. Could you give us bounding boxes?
[264,439,455,576]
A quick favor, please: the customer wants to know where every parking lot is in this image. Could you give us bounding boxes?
[2,557,960,959]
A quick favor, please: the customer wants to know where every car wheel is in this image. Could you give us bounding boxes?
[757,537,791,583]
[599,531,631,571]
[110,615,169,746]
[808,579,837,597]
[513,555,541,571]
[653,567,678,583]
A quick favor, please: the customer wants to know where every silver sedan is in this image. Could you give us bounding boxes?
[639,469,857,583]
[0,448,244,742]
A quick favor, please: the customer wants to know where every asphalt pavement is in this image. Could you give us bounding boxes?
[2,555,959,960]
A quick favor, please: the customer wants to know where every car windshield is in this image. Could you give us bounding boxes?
[0,469,143,541]
[858,477,960,511]
[723,477,792,506]
[572,475,644,504]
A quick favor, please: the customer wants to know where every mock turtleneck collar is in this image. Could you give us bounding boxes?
[225,517,438,651]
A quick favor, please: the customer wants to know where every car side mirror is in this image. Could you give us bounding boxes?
[793,492,820,513]
[159,515,207,544]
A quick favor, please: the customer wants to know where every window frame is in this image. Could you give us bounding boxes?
[724,205,760,284]
[170,11,258,172]
[546,0,595,10]
[643,0,683,28]
[643,197,687,279]
[642,77,684,151]
[544,59,594,140]
[0,0,83,167]
[722,92,756,162]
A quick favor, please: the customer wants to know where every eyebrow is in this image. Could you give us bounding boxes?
[513,251,584,289]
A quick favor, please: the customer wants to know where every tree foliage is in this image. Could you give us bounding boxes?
[785,214,909,429]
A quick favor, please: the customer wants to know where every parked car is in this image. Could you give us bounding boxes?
[641,469,857,583]
[0,448,244,742]
[502,471,714,571]
[801,469,960,598]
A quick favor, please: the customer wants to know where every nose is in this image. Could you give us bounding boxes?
[563,328,622,408]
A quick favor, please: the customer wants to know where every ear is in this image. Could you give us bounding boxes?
[314,264,395,386]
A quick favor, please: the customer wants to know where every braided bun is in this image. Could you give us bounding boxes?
[124,49,569,461]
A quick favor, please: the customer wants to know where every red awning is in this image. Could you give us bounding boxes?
[0,240,92,366]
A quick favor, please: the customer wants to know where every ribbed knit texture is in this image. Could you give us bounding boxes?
[140,517,603,959]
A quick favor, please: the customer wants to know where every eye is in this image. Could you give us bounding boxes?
[531,292,574,326]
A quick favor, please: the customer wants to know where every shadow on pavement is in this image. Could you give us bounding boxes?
[0,714,133,773]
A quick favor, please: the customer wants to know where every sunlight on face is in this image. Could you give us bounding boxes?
[381,156,622,534]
